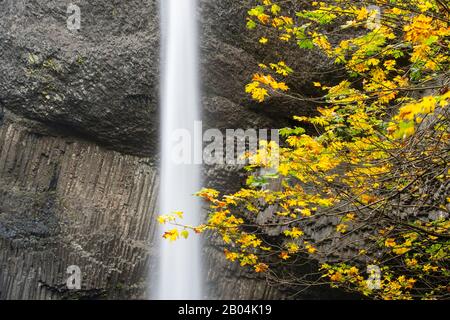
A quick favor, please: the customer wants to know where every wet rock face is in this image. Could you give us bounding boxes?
[0,112,159,299]
[0,0,160,157]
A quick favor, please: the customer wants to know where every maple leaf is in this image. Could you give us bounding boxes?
[254,263,269,273]
[279,251,290,260]
[162,229,179,242]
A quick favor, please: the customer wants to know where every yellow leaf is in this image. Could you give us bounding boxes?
[385,238,397,247]
[224,249,239,262]
[336,224,347,233]
[271,4,281,15]
[306,244,317,254]
[301,208,312,217]
[283,227,304,239]
[392,247,409,255]
[330,272,343,282]
[173,211,183,218]
[279,251,290,260]
[254,263,269,273]
[157,216,166,224]
[162,229,179,242]
[346,213,356,220]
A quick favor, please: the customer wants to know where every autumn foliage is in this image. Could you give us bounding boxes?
[160,0,450,300]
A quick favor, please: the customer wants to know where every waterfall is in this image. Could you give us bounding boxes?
[155,0,202,299]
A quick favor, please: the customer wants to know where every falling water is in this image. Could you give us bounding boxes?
[155,0,202,299]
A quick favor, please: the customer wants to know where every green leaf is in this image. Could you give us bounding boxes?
[297,39,314,49]
[248,6,265,17]
[247,175,268,188]
[247,19,257,30]
[181,230,189,239]
[280,127,306,137]
[297,10,336,24]
[425,35,439,45]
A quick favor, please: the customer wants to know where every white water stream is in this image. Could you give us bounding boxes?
[155,0,202,300]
